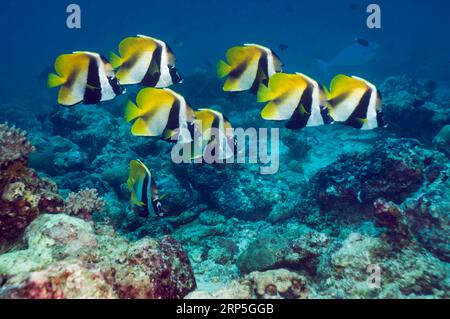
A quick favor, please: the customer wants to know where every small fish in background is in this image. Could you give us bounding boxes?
[124,87,195,143]
[172,38,184,48]
[110,34,182,88]
[257,72,331,129]
[194,108,235,161]
[326,74,385,130]
[127,159,163,218]
[349,2,359,11]
[47,51,124,106]
[316,38,380,76]
[279,43,289,51]
[217,43,283,94]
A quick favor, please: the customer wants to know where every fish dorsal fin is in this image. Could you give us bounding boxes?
[260,73,308,120]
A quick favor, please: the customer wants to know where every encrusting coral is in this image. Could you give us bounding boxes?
[0,123,63,248]
[0,123,35,165]
[64,188,105,220]
[0,214,196,299]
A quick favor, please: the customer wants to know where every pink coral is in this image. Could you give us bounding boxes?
[64,188,105,220]
[0,124,63,248]
[0,123,35,166]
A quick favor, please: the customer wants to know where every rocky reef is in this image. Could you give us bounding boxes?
[0,214,196,299]
[0,72,449,299]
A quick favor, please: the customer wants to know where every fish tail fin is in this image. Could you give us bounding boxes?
[316,59,328,77]
[124,100,141,123]
[109,52,123,69]
[256,83,273,102]
[47,73,65,88]
[217,60,232,78]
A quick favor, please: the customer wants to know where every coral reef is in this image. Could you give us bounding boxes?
[1,70,450,299]
[433,125,450,157]
[380,75,450,141]
[64,188,105,220]
[403,164,450,262]
[0,123,63,248]
[311,138,446,215]
[0,123,35,165]
[0,214,196,299]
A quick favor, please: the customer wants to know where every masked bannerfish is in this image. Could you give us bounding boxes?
[47,51,124,106]
[124,87,195,143]
[326,74,385,130]
[217,44,283,94]
[257,72,331,129]
[193,108,235,161]
[127,159,163,217]
[110,35,182,87]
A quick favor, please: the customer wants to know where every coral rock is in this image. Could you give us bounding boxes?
[0,214,196,299]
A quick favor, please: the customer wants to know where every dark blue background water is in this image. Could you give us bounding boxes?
[1,0,449,104]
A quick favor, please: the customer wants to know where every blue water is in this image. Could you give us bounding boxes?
[1,0,449,103]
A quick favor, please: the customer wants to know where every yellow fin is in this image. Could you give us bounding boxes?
[124,100,142,123]
[109,52,123,69]
[217,60,232,78]
[47,73,65,88]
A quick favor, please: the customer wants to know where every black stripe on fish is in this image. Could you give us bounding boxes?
[150,179,162,217]
[169,65,182,84]
[99,55,123,96]
[320,106,334,124]
[376,110,386,128]
[141,46,162,87]
[345,88,372,129]
[229,61,248,80]
[286,84,313,130]
[328,92,350,108]
[162,98,181,141]
[84,56,102,104]
[138,173,150,218]
[249,53,269,94]
[108,76,124,96]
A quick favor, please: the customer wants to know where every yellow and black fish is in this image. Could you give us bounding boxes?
[127,159,163,217]
[110,35,182,87]
[48,51,124,106]
[193,108,235,161]
[257,72,331,129]
[217,44,282,94]
[326,75,385,130]
[124,87,195,143]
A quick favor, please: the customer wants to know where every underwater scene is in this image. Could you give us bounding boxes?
[0,0,449,300]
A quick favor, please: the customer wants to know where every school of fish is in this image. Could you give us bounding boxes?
[47,35,386,217]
